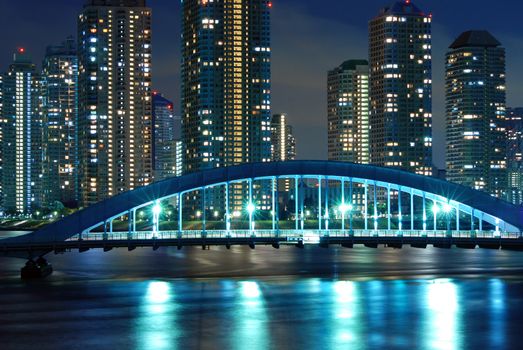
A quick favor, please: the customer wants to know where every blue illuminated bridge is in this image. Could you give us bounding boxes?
[2,161,523,270]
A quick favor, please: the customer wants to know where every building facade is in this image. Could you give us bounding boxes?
[77,0,152,207]
[505,108,523,204]
[446,30,507,197]
[1,49,44,214]
[369,0,433,175]
[327,60,369,163]
[181,0,272,174]
[41,37,79,207]
[152,92,182,181]
[271,114,296,162]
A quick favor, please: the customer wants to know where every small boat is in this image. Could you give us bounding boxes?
[21,258,53,279]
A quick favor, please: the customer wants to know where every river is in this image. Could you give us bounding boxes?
[0,231,522,349]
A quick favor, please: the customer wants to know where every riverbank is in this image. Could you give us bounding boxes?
[0,219,52,231]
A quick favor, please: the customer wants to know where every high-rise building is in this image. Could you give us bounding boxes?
[41,37,79,207]
[0,49,44,214]
[181,0,272,174]
[77,0,152,207]
[445,30,507,197]
[327,60,369,163]
[271,114,296,162]
[0,74,3,207]
[152,92,182,181]
[369,0,433,175]
[504,108,523,204]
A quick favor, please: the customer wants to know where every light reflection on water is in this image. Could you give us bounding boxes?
[109,278,513,350]
[489,279,505,348]
[234,281,269,350]
[0,246,521,349]
[136,281,178,350]
[425,279,461,350]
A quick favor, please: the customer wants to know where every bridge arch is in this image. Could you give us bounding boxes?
[3,161,523,247]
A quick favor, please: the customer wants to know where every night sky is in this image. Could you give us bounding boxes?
[1,0,522,168]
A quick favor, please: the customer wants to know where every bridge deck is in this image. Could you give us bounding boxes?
[2,230,522,255]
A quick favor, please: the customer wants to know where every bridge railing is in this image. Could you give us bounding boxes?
[67,229,522,242]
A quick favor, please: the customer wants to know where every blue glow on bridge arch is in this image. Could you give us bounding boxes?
[2,161,523,252]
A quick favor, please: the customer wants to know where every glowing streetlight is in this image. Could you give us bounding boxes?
[339,203,353,214]
[246,202,256,233]
[339,202,353,232]
[442,203,452,214]
[152,202,162,216]
[152,201,162,236]
[432,204,440,215]
[246,202,256,215]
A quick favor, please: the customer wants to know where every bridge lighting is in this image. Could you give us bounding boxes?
[339,203,353,214]
[246,202,256,215]
[432,204,440,214]
[152,202,162,216]
[442,203,452,213]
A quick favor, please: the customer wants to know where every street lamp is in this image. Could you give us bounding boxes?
[442,202,452,235]
[247,202,256,232]
[246,202,255,215]
[339,202,353,232]
[152,201,162,236]
[432,203,439,232]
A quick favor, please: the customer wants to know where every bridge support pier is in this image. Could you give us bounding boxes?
[21,257,53,279]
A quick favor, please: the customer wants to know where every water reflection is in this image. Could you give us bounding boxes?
[331,281,361,348]
[425,279,461,350]
[233,281,268,350]
[1,244,522,350]
[136,281,178,350]
[489,279,506,348]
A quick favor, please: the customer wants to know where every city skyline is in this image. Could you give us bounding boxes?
[3,1,523,168]
[2,3,523,348]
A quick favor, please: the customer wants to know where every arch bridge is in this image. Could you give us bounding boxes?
[2,161,523,261]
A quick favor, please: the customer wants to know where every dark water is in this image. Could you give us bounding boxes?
[1,232,523,349]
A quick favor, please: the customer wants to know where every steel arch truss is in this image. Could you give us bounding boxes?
[2,161,523,248]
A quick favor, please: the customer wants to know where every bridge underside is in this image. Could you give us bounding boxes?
[2,231,523,259]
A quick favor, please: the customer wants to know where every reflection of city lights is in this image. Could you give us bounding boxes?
[426,279,460,350]
[334,281,355,304]
[147,281,170,304]
[240,281,261,299]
